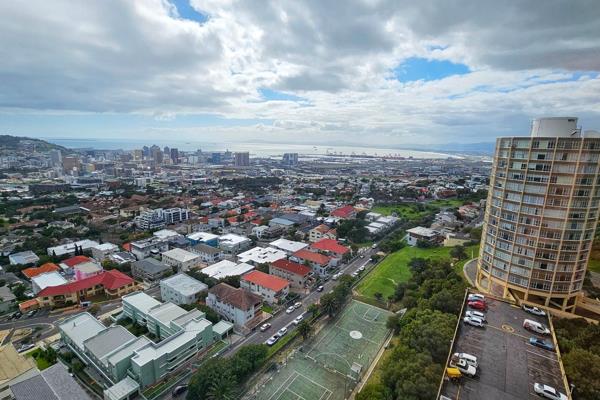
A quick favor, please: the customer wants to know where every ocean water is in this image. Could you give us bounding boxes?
[44,137,456,159]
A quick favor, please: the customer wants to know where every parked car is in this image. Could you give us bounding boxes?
[293,315,304,325]
[172,385,188,397]
[266,335,279,346]
[351,272,359,278]
[17,344,35,353]
[26,310,37,318]
[358,265,366,272]
[286,306,295,314]
[467,300,486,311]
[522,304,546,316]
[463,315,485,328]
[12,312,22,319]
[453,353,478,369]
[533,383,567,400]
[465,310,486,322]
[468,293,485,302]
[278,327,288,336]
[529,337,554,351]
[449,358,477,377]
[523,319,550,335]
[294,302,302,309]
[316,285,324,292]
[260,323,272,332]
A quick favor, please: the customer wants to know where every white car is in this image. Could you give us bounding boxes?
[468,293,485,302]
[453,353,478,369]
[358,266,366,272]
[466,310,486,322]
[17,344,35,353]
[533,383,568,400]
[523,319,550,335]
[260,323,271,332]
[278,327,288,336]
[286,306,295,314]
[293,315,304,325]
[293,302,302,309]
[449,358,477,377]
[463,316,484,328]
[351,272,359,278]
[522,304,546,316]
[265,335,279,346]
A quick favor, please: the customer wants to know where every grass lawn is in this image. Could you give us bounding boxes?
[27,349,52,370]
[589,239,600,273]
[372,199,463,221]
[356,244,478,299]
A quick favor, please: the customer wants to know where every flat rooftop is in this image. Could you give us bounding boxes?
[59,312,106,352]
[439,296,569,400]
[161,273,208,296]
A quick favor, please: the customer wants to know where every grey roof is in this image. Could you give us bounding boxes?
[83,326,136,361]
[11,363,92,400]
[133,258,171,274]
[192,243,222,255]
[161,273,208,296]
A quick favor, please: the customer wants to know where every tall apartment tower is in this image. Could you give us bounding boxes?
[234,152,250,167]
[477,117,600,312]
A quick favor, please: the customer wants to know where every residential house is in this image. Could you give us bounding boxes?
[129,237,168,260]
[240,271,289,304]
[161,248,202,272]
[309,239,350,267]
[206,283,262,328]
[218,234,251,254]
[189,243,223,264]
[201,261,254,280]
[160,273,208,305]
[268,238,308,255]
[8,251,39,266]
[131,258,172,282]
[47,240,99,257]
[290,249,331,276]
[308,224,337,243]
[236,246,286,266]
[91,243,119,261]
[330,205,356,219]
[406,226,440,247]
[269,259,312,289]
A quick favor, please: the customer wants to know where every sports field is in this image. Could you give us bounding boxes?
[251,300,391,400]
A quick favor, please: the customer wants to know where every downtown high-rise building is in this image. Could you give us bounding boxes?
[477,117,600,312]
[234,151,250,167]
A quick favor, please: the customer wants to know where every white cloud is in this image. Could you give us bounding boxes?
[0,0,599,145]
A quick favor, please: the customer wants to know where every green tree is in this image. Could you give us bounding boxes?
[562,348,600,399]
[297,320,313,341]
[450,245,467,260]
[396,309,456,364]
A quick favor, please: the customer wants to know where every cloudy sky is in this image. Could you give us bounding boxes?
[1,0,599,147]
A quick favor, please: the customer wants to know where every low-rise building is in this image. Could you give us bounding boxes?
[202,260,254,280]
[206,283,262,328]
[240,270,289,304]
[190,243,223,264]
[308,224,337,243]
[131,258,172,282]
[129,237,168,260]
[290,249,331,276]
[268,238,308,255]
[91,243,119,261]
[186,232,219,247]
[47,240,99,257]
[8,251,39,266]
[269,259,312,289]
[236,246,287,266]
[160,273,208,305]
[31,271,68,295]
[73,260,103,281]
[406,226,440,246]
[161,248,202,272]
[22,262,60,280]
[109,251,137,265]
[37,270,136,308]
[330,205,356,219]
[218,234,251,254]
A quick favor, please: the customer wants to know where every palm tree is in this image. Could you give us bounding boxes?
[320,294,339,318]
[297,320,313,341]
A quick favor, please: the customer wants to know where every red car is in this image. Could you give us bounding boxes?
[468,300,486,311]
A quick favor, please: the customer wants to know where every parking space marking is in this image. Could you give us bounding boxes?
[526,349,558,362]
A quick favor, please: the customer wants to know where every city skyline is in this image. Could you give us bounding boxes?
[1,1,599,146]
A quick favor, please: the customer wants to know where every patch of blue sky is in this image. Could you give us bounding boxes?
[169,0,208,23]
[394,57,470,82]
[258,88,308,103]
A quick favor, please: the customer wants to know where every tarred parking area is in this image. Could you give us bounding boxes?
[440,297,568,400]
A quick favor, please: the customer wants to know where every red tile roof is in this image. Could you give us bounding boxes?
[62,255,92,267]
[242,270,289,292]
[271,259,312,277]
[311,239,350,255]
[22,263,60,279]
[331,205,356,218]
[292,249,330,266]
[37,270,133,297]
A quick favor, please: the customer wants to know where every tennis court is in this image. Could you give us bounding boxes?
[251,300,391,400]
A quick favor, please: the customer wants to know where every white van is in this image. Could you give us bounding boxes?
[453,352,478,369]
[523,319,550,335]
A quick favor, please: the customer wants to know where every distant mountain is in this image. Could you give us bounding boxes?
[0,134,68,153]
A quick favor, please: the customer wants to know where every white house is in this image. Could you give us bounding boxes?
[161,249,202,272]
[160,273,208,305]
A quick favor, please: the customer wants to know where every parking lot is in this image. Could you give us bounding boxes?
[440,297,568,400]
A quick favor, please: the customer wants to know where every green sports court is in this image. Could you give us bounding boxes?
[250,300,392,400]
